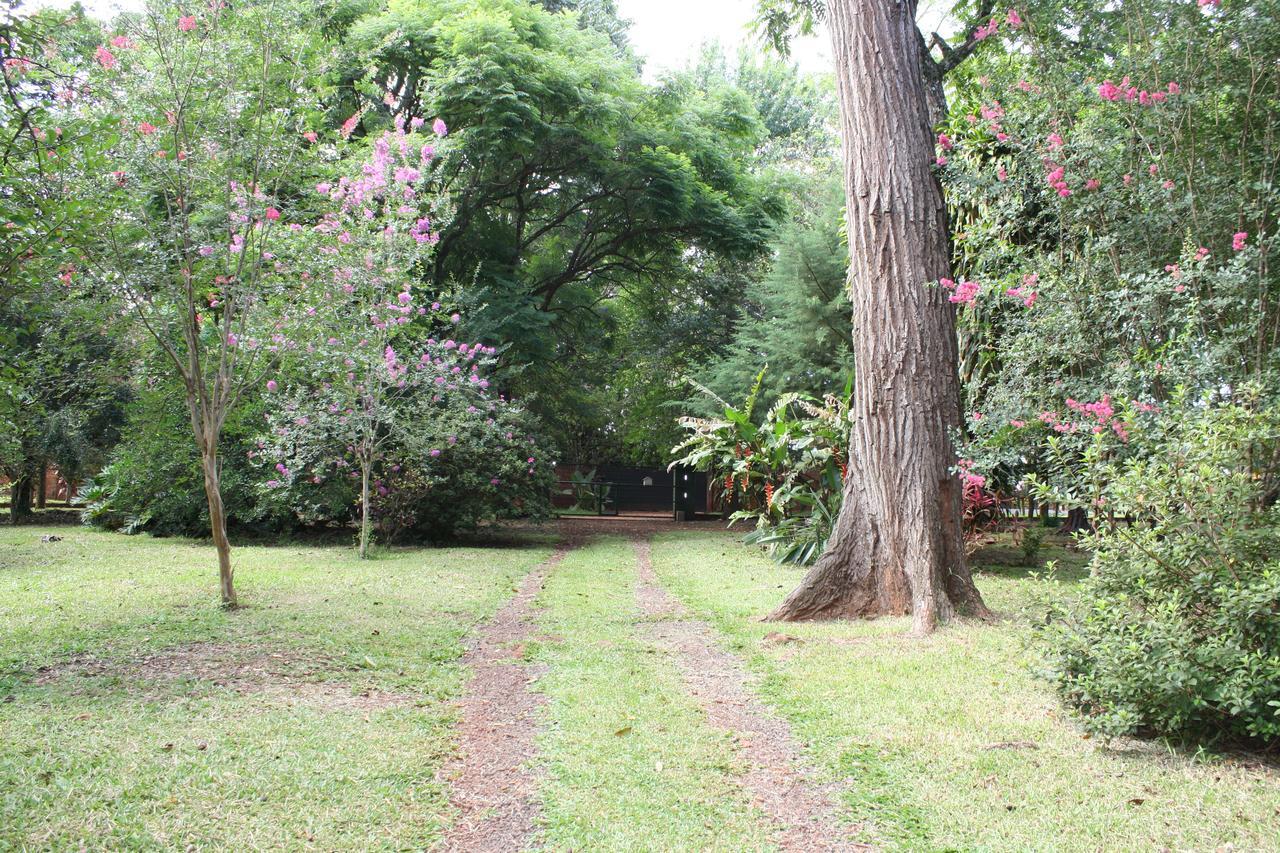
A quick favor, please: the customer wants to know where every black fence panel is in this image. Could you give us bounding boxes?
[553,465,707,516]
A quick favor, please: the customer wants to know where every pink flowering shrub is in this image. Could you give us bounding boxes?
[936,0,1276,521]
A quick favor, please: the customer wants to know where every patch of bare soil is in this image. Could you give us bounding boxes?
[435,546,569,852]
[32,642,411,711]
[632,537,872,852]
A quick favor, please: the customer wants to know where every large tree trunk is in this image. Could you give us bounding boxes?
[768,0,989,633]
[9,472,34,524]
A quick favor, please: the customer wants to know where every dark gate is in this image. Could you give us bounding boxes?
[553,465,707,517]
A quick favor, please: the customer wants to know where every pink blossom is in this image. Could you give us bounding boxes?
[303,131,318,143]
[315,182,331,195]
[266,380,278,392]
[1233,231,1249,251]
[1195,246,1210,261]
[949,280,981,305]
[94,45,117,70]
[177,15,197,31]
[110,35,135,49]
[935,155,948,166]
[450,313,461,324]
[1097,80,1122,101]
[937,133,953,151]
[137,121,158,135]
[340,112,360,140]
[973,18,999,40]
[996,166,1008,181]
[1085,178,1101,191]
[410,117,425,130]
[1162,179,1175,190]
[1046,132,1064,149]
[265,207,280,220]
[432,118,448,137]
[1006,8,1023,27]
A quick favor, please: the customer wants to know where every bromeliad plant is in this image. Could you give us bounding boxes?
[671,368,850,564]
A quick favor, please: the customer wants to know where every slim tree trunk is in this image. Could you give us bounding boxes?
[769,0,989,633]
[198,446,236,607]
[359,461,371,559]
[189,398,237,607]
[36,463,47,509]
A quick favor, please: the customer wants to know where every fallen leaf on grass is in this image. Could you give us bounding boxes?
[982,740,1038,751]
[614,726,632,736]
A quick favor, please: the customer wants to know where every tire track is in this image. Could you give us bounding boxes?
[435,545,568,852]
[632,536,872,852]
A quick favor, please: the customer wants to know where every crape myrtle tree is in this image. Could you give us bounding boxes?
[756,0,1010,631]
[89,0,327,606]
[936,0,1279,524]
[257,119,538,557]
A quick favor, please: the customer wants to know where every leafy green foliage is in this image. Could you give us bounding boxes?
[82,376,291,537]
[696,177,851,412]
[671,368,849,564]
[334,0,786,458]
[1035,396,1280,745]
[0,6,124,514]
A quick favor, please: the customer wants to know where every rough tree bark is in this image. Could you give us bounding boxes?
[768,0,990,633]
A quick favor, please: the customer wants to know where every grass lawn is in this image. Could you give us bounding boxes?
[2,523,1277,850]
[647,530,1280,851]
[530,536,775,849]
[0,525,553,850]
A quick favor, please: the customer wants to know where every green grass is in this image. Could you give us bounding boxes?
[530,536,778,850]
[0,525,553,850]
[647,530,1280,851]
[4,524,1277,851]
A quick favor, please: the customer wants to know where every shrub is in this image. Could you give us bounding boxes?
[257,387,554,544]
[82,378,293,536]
[1018,524,1046,565]
[1035,395,1280,746]
[671,369,849,565]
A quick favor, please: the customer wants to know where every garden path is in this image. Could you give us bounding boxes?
[633,536,869,852]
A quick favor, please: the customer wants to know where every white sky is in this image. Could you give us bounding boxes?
[22,0,958,81]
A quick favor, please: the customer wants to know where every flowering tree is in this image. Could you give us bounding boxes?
[934,0,1277,519]
[258,121,548,555]
[89,0,325,605]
